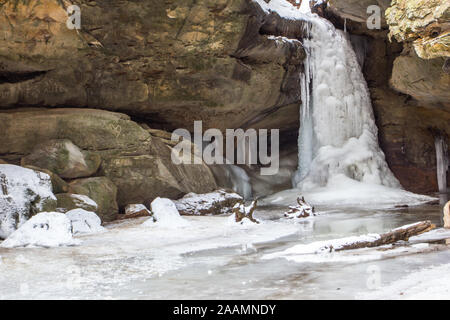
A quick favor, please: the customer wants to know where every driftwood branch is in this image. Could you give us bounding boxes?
[334,221,435,251]
[234,200,259,224]
[285,197,316,219]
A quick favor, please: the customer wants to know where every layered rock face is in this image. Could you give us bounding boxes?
[0,0,304,133]
[319,0,449,193]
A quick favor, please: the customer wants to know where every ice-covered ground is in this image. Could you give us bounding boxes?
[0,203,449,300]
[358,263,450,299]
[263,175,436,208]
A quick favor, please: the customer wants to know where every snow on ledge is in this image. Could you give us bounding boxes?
[252,0,305,20]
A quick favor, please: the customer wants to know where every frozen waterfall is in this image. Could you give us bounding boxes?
[293,7,401,191]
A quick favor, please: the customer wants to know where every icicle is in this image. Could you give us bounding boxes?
[435,135,448,194]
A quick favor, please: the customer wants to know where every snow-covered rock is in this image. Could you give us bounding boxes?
[174,189,243,216]
[0,212,78,248]
[56,193,98,213]
[21,139,101,179]
[0,165,57,239]
[143,197,189,228]
[121,204,152,220]
[66,209,105,235]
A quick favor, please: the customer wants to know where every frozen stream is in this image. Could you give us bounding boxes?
[1,203,449,300]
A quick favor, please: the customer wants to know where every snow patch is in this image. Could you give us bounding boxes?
[253,0,305,20]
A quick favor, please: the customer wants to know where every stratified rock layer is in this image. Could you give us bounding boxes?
[0,0,305,133]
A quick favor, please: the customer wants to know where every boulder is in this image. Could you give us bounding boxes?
[174,189,243,216]
[390,49,450,108]
[1,212,78,248]
[99,137,217,207]
[0,109,151,163]
[23,165,69,194]
[68,177,118,222]
[121,204,152,220]
[0,165,57,239]
[66,209,105,235]
[55,193,98,213]
[21,139,101,179]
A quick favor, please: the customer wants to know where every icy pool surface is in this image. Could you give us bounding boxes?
[0,203,449,300]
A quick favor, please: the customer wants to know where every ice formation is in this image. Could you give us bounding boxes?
[293,8,401,191]
[252,0,435,207]
[434,135,448,193]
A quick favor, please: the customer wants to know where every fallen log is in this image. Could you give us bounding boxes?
[276,221,437,255]
[333,221,436,252]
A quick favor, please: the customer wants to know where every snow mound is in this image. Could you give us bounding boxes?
[66,209,105,235]
[0,165,56,239]
[1,212,79,248]
[143,197,189,228]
